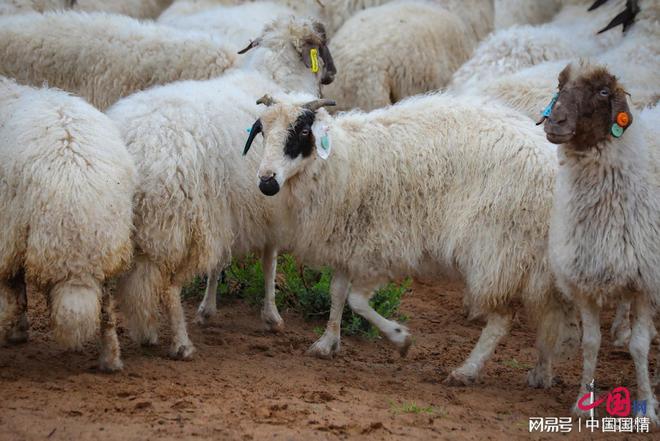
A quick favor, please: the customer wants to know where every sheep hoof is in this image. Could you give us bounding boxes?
[169,343,195,361]
[98,357,124,373]
[612,328,631,347]
[397,333,413,358]
[388,325,413,357]
[194,309,214,327]
[261,310,285,333]
[134,327,159,347]
[7,328,28,345]
[526,368,553,389]
[444,370,476,386]
[307,336,340,359]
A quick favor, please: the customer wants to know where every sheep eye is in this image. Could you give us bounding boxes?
[599,88,609,97]
[300,129,310,137]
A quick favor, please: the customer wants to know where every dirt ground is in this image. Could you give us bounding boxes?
[0,280,656,440]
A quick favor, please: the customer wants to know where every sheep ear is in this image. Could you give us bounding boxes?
[243,119,263,156]
[597,0,639,33]
[319,44,336,85]
[610,89,632,138]
[237,38,262,55]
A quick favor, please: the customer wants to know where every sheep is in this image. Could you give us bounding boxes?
[0,0,173,17]
[457,0,658,123]
[157,1,295,50]
[105,16,335,359]
[320,0,494,112]
[543,61,659,423]
[157,0,246,21]
[494,0,564,29]
[73,0,175,18]
[0,0,73,14]
[0,77,135,371]
[0,11,237,110]
[242,90,579,386]
[159,0,400,38]
[450,0,624,91]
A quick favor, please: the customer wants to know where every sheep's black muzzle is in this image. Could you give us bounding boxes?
[259,176,280,196]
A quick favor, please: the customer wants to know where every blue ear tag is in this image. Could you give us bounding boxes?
[611,123,624,138]
[541,93,559,117]
[246,127,252,133]
[312,123,331,160]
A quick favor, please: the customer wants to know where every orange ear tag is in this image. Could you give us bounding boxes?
[310,48,319,73]
[616,112,629,127]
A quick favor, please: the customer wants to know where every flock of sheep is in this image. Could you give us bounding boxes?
[0,0,658,424]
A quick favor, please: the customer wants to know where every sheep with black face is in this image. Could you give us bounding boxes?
[244,91,580,386]
[106,16,336,360]
[545,61,659,422]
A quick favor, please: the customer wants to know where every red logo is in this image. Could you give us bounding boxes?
[577,386,631,417]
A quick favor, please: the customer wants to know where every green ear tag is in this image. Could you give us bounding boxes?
[611,123,624,138]
[321,134,329,151]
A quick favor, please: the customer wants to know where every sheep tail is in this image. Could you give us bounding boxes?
[50,278,102,350]
[115,255,163,345]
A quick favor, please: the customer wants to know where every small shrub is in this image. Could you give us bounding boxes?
[182,253,411,338]
[390,401,437,414]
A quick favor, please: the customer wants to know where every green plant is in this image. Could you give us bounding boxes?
[183,253,411,338]
[181,276,206,300]
[502,358,532,370]
[390,401,436,414]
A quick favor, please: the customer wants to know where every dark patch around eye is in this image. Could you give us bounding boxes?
[284,110,316,159]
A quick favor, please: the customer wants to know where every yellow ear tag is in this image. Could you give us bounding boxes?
[310,48,319,73]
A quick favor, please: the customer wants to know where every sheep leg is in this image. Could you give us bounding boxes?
[98,284,123,372]
[611,300,631,347]
[445,311,513,386]
[164,284,195,360]
[307,271,350,359]
[347,286,412,357]
[629,295,658,424]
[195,267,221,326]
[572,298,601,417]
[260,245,284,332]
[7,271,28,344]
[0,280,19,345]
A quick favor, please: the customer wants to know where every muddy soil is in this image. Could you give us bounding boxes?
[0,280,656,440]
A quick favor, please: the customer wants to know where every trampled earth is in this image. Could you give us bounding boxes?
[0,281,655,440]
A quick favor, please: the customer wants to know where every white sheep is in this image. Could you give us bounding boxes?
[0,11,237,110]
[320,0,494,112]
[543,61,659,422]
[105,16,335,359]
[243,90,579,386]
[157,0,246,21]
[0,77,136,371]
[0,0,72,14]
[450,0,624,90]
[157,1,294,50]
[0,0,173,17]
[462,0,658,122]
[494,0,564,29]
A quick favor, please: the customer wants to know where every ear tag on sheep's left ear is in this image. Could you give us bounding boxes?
[310,48,320,74]
[313,123,331,160]
[611,112,630,138]
[536,92,559,125]
[541,93,559,118]
[611,123,624,138]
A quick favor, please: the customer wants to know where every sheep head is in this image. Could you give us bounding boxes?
[543,62,632,149]
[237,17,336,86]
[243,95,336,196]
